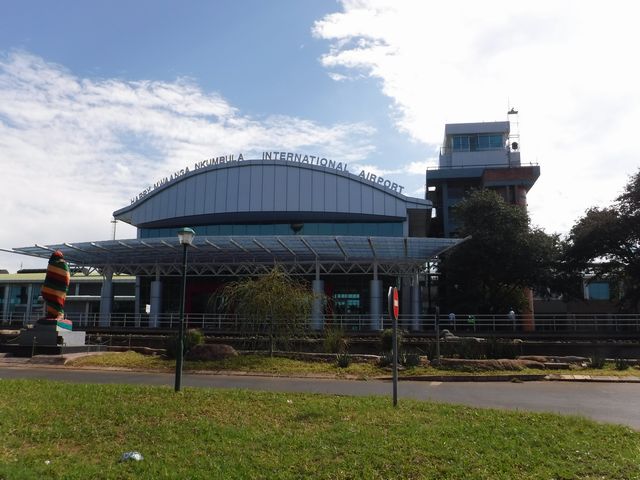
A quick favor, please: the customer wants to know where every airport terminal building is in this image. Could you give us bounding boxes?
[3,155,460,330]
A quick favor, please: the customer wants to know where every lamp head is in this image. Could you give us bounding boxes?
[177,227,196,246]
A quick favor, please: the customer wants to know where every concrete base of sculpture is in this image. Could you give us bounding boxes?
[17,322,86,347]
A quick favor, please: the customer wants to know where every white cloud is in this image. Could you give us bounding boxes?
[314,0,640,234]
[0,51,375,272]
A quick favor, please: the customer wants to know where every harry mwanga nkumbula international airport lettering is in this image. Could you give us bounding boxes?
[130,151,405,205]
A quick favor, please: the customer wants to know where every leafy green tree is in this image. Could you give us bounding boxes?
[222,266,316,355]
[565,169,640,311]
[439,189,563,313]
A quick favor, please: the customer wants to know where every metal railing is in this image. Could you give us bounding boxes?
[2,312,639,335]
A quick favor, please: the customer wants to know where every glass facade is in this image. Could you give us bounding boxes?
[7,285,29,314]
[30,284,43,314]
[140,222,404,239]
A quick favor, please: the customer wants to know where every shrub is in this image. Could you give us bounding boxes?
[401,352,421,367]
[485,338,518,359]
[591,353,606,369]
[335,353,351,368]
[380,328,403,353]
[324,327,349,354]
[165,329,205,359]
[377,352,394,368]
[615,358,630,370]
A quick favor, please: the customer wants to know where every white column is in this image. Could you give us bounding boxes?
[149,280,162,328]
[99,267,113,327]
[311,261,324,330]
[369,262,382,330]
[411,273,421,331]
[134,276,141,327]
[400,276,411,327]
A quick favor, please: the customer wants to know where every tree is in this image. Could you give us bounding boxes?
[565,169,640,311]
[438,189,563,314]
[222,266,317,355]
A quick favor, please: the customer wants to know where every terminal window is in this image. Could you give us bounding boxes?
[333,293,361,314]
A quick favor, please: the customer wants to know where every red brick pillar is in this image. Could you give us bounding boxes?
[515,185,535,332]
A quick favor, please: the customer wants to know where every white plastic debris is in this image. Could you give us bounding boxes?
[44,460,51,465]
[120,451,144,462]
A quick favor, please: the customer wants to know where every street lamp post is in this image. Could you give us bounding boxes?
[174,227,195,392]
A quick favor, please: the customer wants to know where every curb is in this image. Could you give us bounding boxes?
[388,375,546,382]
[545,374,640,383]
[1,358,639,383]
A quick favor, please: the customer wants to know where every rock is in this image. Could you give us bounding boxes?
[185,343,238,361]
[543,362,571,370]
[437,358,545,371]
[519,355,589,365]
[518,355,549,363]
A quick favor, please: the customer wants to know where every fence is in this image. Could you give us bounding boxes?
[2,312,639,335]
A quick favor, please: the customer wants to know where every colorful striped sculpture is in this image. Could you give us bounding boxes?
[38,250,73,330]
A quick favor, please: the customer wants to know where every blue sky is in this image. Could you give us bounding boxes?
[1,1,639,272]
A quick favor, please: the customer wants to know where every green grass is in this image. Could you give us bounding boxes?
[0,379,639,479]
[67,351,640,379]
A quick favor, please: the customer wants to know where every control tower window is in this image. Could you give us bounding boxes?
[452,134,504,152]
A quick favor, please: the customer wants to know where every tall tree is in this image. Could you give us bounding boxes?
[438,189,563,314]
[565,169,640,311]
[222,266,317,355]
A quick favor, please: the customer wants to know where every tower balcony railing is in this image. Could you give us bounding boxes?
[437,146,525,169]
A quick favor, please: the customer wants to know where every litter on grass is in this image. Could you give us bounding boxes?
[120,451,144,462]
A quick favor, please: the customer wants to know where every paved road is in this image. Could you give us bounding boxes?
[1,366,639,429]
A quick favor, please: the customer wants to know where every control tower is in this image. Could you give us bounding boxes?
[426,114,539,237]
[426,112,540,329]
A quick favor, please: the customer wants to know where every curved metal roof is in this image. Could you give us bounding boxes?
[114,160,430,228]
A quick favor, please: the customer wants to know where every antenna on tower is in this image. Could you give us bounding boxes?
[507,107,520,152]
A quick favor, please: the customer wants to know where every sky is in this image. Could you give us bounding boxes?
[1,0,639,272]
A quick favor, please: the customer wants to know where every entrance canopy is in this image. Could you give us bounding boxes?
[10,235,463,276]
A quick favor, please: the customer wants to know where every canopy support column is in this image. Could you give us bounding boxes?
[411,273,421,331]
[149,267,162,328]
[99,267,113,327]
[311,261,324,331]
[370,262,382,330]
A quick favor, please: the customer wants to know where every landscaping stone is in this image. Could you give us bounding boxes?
[437,358,545,371]
[518,355,590,365]
[185,344,238,361]
[543,362,571,370]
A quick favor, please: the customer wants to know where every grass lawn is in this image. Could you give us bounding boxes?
[66,351,640,379]
[0,379,639,479]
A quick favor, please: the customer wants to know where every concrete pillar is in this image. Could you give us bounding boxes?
[441,183,450,237]
[311,262,324,330]
[411,273,421,331]
[514,186,535,331]
[99,267,113,327]
[369,263,382,330]
[149,280,162,328]
[134,277,141,327]
[400,276,411,328]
